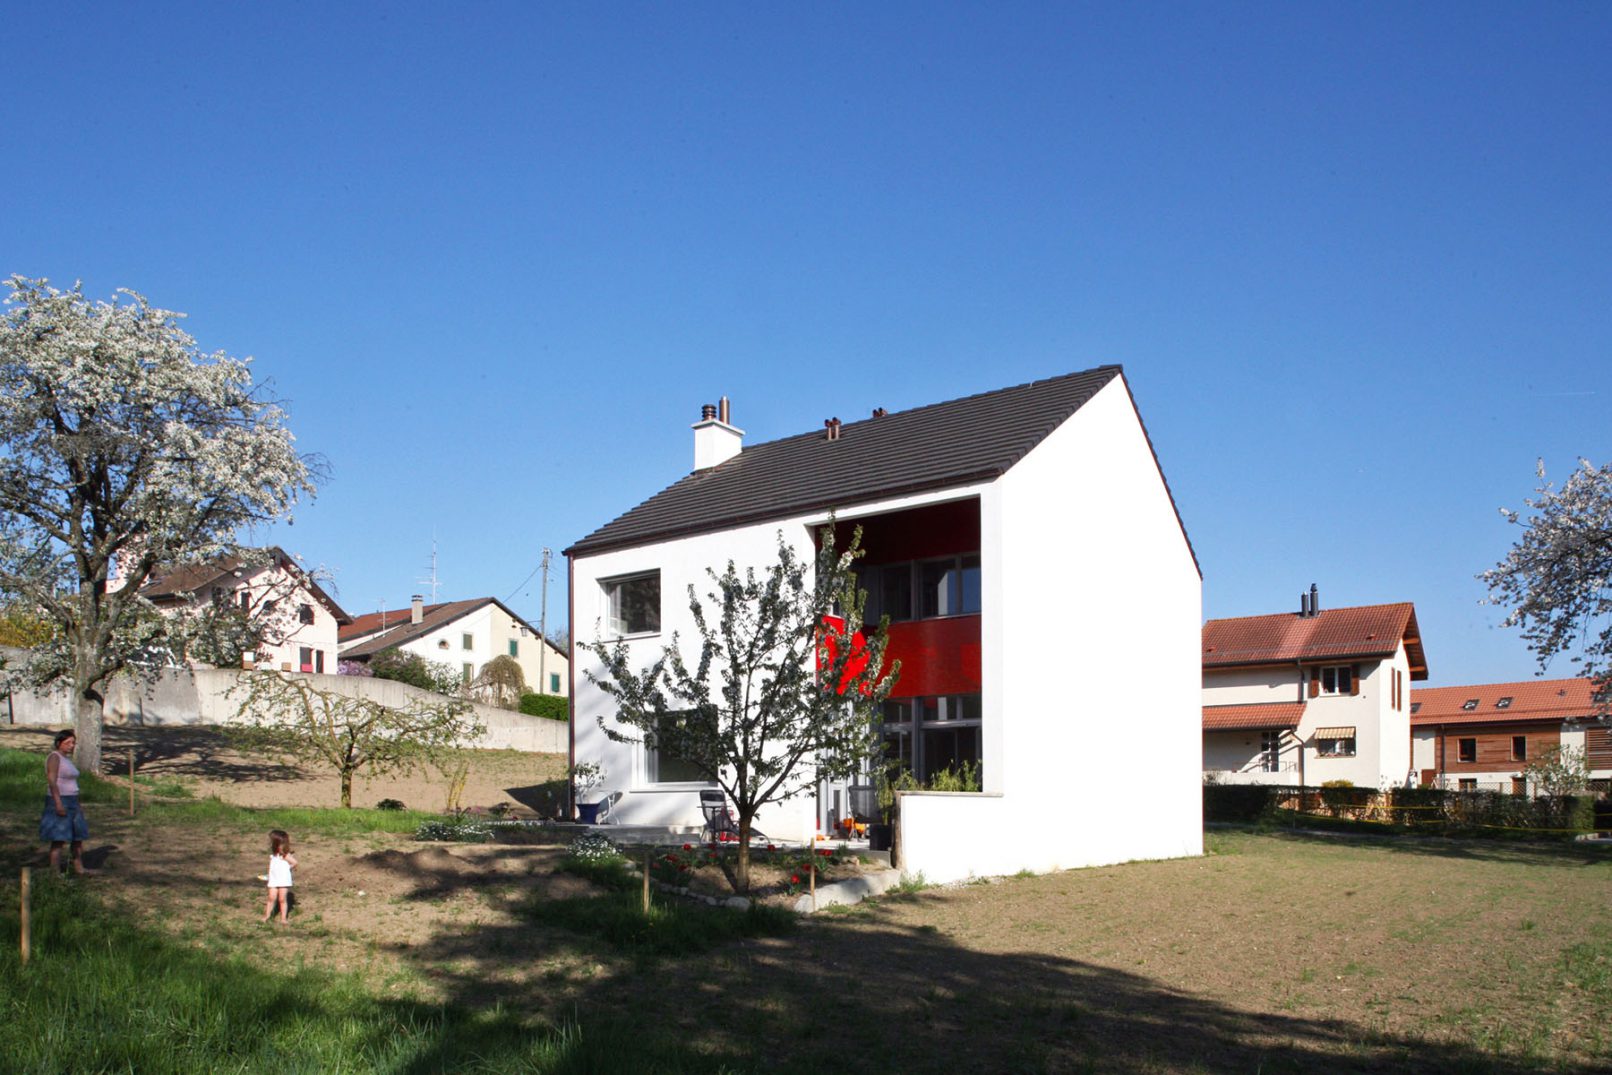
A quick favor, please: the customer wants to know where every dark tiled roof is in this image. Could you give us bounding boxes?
[1203,702,1305,731]
[1203,602,1428,680]
[567,366,1155,557]
[1411,678,1603,727]
[142,546,351,624]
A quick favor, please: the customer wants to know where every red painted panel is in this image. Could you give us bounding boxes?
[882,615,982,698]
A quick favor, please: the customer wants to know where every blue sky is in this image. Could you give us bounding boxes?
[6,4,1608,686]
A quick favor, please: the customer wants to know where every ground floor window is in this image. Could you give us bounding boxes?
[881,694,982,785]
[1315,726,1356,758]
[1260,730,1282,772]
[647,711,715,785]
[1459,778,1477,791]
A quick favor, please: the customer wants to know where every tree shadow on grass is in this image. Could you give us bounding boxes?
[96,725,307,786]
[390,885,1604,1075]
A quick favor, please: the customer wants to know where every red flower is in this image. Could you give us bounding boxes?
[682,843,693,851]
[678,864,688,871]
[790,874,800,884]
[818,849,832,857]
[767,844,776,851]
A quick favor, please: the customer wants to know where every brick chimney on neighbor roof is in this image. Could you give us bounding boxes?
[411,594,424,624]
[692,395,743,470]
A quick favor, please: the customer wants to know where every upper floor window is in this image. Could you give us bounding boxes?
[462,633,474,650]
[1319,665,1353,696]
[549,673,561,693]
[508,639,519,657]
[1511,735,1527,761]
[298,603,315,625]
[860,555,981,623]
[1457,737,1477,763]
[603,571,660,637]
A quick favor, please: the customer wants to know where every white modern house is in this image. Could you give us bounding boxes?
[567,366,1203,883]
[1202,590,1427,788]
[339,596,568,696]
[141,546,351,673]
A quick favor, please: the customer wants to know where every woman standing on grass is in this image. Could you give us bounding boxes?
[40,730,96,875]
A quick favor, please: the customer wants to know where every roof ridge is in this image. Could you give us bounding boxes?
[1205,601,1412,625]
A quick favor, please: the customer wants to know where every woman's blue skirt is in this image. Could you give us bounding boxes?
[39,795,89,842]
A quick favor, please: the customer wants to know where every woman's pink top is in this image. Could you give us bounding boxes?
[51,751,80,797]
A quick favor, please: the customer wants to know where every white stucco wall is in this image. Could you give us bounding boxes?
[571,520,824,841]
[1202,666,1303,706]
[932,373,1202,883]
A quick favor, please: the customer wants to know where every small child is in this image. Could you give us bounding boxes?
[262,829,297,924]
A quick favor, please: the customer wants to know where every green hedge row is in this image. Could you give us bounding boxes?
[1204,783,1599,835]
[518,692,569,721]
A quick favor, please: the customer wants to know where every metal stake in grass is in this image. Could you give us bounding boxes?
[809,860,816,912]
[642,850,650,913]
[129,748,136,816]
[20,867,30,966]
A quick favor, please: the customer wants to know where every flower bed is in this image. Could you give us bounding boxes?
[645,842,876,905]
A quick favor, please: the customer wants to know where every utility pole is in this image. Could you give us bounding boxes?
[537,548,552,694]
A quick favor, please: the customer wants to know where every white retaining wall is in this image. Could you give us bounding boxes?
[0,651,565,754]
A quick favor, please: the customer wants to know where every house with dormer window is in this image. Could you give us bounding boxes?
[1202,589,1428,788]
[567,366,1203,883]
[1410,678,1611,792]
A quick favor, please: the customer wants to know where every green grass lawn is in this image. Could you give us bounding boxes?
[2,747,1610,1073]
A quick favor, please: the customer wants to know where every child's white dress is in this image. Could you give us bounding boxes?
[267,853,293,888]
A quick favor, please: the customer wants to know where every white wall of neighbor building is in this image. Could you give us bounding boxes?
[911,375,1203,884]
[165,561,342,674]
[1203,730,1300,778]
[378,604,569,697]
[1202,666,1302,706]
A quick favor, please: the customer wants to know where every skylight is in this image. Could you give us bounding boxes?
[1410,702,1421,714]
[1495,697,1513,709]
[1461,699,1479,711]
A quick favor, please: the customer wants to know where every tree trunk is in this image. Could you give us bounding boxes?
[72,666,106,775]
[735,814,752,892]
[340,769,353,809]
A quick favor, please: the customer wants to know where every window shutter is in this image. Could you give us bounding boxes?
[1351,665,1360,696]
[1308,669,1320,699]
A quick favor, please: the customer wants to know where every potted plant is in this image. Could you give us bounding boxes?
[869,767,919,852]
[569,761,607,823]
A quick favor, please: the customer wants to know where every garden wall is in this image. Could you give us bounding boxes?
[0,648,565,754]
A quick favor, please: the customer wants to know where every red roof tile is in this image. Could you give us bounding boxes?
[1203,702,1305,731]
[1411,677,1604,726]
[1203,602,1427,680]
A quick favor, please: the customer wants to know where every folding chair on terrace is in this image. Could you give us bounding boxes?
[698,788,765,845]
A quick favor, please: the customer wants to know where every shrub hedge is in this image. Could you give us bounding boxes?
[1204,782,1597,837]
[519,692,569,721]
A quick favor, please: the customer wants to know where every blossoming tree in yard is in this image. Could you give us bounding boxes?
[586,525,899,892]
[1484,459,1612,712]
[231,672,485,808]
[0,276,316,772]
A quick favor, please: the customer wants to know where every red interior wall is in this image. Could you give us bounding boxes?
[882,615,982,698]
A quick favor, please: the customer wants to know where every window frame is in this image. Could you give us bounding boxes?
[645,711,717,787]
[1318,665,1354,696]
[880,693,983,784]
[1511,735,1527,762]
[602,570,662,639]
[1457,737,1477,764]
[1316,734,1356,758]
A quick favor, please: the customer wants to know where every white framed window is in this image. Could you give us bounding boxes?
[1315,726,1356,757]
[1260,730,1282,772]
[646,711,715,785]
[462,632,474,650]
[603,571,660,637]
[1319,665,1353,695]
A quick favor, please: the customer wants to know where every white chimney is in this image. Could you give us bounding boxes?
[411,594,424,624]
[692,396,743,471]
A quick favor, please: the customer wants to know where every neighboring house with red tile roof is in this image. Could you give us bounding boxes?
[1410,678,1611,792]
[1202,587,1426,788]
[567,367,1203,884]
[141,546,351,674]
[339,595,567,698]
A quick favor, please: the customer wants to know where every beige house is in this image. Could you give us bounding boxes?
[339,596,567,696]
[141,546,351,674]
[1202,587,1427,788]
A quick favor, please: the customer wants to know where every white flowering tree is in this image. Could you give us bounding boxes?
[586,526,899,892]
[230,671,484,808]
[0,276,316,772]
